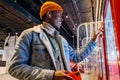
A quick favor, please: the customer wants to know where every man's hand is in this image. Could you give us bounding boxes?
[92,22,104,42]
[53,70,74,80]
[92,30,103,42]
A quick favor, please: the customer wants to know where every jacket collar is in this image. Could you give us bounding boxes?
[32,22,60,35]
[32,22,55,33]
[32,24,43,33]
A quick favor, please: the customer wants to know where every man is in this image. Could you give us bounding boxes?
[8,1,101,80]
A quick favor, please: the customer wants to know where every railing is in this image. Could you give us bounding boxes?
[76,21,113,80]
[77,21,103,53]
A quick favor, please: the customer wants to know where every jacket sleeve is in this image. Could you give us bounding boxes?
[68,40,96,62]
[8,29,54,80]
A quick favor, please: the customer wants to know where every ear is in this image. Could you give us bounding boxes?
[46,12,52,18]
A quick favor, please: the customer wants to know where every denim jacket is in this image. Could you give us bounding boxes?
[8,24,96,80]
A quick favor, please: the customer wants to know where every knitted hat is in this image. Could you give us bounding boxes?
[40,1,63,19]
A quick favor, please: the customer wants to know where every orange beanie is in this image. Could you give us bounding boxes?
[40,1,63,19]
